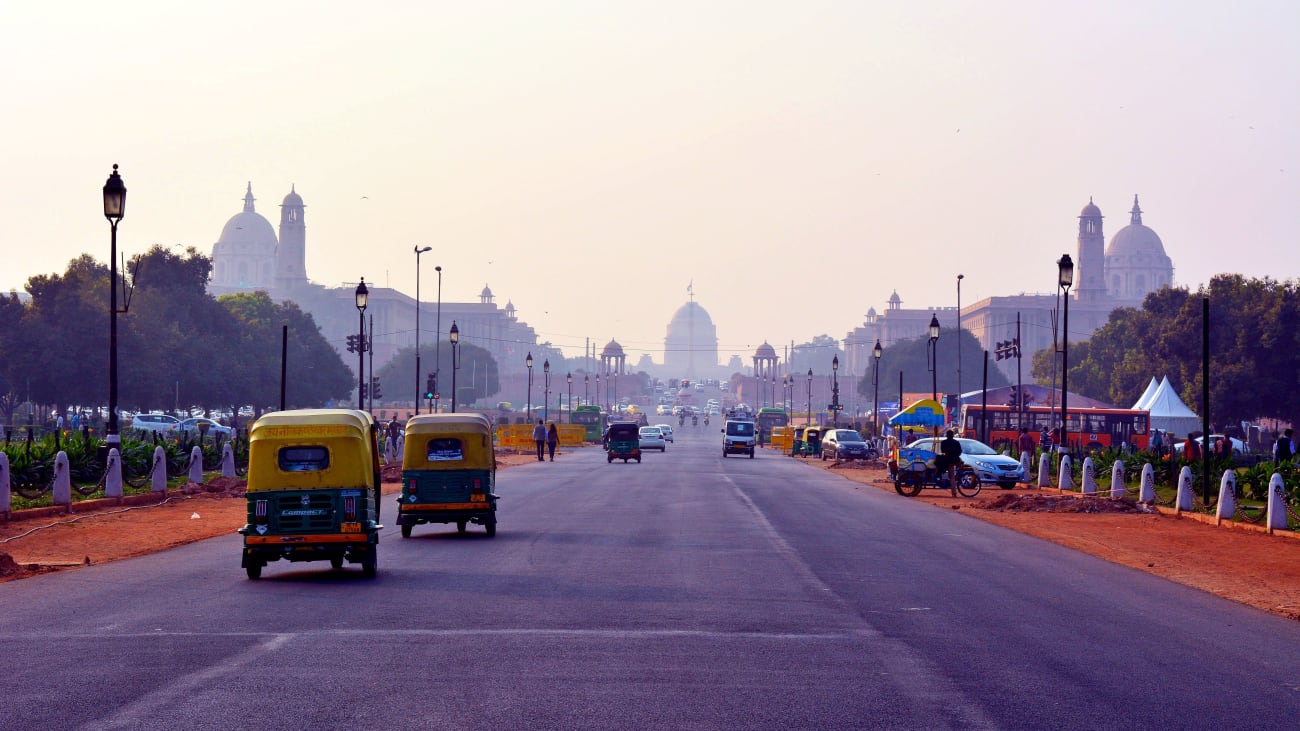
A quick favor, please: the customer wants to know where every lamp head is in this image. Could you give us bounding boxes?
[832,355,839,372]
[448,320,459,344]
[873,340,883,360]
[526,352,533,369]
[415,245,432,254]
[103,164,126,222]
[355,278,369,311]
[928,314,940,341]
[567,372,572,384]
[1057,253,1075,289]
[544,359,550,374]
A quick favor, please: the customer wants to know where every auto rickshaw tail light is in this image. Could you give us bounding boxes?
[472,478,482,491]
[343,496,357,522]
[254,499,268,524]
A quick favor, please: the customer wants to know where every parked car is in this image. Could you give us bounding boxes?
[130,413,179,435]
[820,429,877,461]
[655,424,675,443]
[905,436,1025,489]
[638,426,667,451]
[1174,435,1244,456]
[178,417,233,438]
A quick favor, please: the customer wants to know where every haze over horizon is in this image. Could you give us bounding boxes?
[4,1,1296,367]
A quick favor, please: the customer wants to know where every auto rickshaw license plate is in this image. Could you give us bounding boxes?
[340,521,362,533]
[470,494,486,502]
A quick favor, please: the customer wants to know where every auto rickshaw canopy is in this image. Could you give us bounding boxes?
[402,413,496,471]
[246,409,378,493]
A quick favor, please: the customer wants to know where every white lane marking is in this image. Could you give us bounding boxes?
[22,628,874,642]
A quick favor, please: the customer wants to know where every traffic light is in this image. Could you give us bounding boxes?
[359,382,368,401]
[371,376,382,400]
[994,337,1021,361]
[425,373,436,400]
[346,334,358,353]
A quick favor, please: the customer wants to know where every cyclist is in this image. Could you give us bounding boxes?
[938,429,963,497]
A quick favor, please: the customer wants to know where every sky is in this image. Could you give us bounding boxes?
[3,0,1297,367]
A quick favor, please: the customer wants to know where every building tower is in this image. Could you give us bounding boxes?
[1075,197,1106,302]
[752,343,779,408]
[1104,195,1174,304]
[274,185,308,295]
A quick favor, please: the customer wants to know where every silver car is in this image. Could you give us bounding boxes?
[906,437,1026,489]
[638,426,668,451]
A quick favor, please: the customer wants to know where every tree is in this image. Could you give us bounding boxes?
[376,342,500,407]
[859,328,1008,401]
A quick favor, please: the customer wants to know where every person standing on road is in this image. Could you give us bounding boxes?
[546,422,559,461]
[532,419,547,462]
[1017,428,1034,461]
[938,429,963,497]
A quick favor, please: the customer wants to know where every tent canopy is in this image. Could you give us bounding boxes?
[889,399,945,428]
[1132,377,1160,410]
[1145,376,1200,436]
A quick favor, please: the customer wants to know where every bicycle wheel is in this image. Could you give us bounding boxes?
[956,471,981,498]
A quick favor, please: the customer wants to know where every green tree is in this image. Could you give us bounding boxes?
[377,342,499,407]
[860,328,1008,401]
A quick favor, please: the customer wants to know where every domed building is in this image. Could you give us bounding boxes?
[1105,195,1173,303]
[210,184,278,295]
[663,299,719,378]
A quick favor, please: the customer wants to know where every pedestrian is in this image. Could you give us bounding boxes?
[1017,427,1034,460]
[1185,435,1200,463]
[1217,435,1233,460]
[546,422,559,461]
[532,419,547,462]
[388,416,400,444]
[1273,428,1294,465]
[938,429,964,497]
[1150,429,1163,460]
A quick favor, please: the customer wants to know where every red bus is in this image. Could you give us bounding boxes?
[959,404,1150,451]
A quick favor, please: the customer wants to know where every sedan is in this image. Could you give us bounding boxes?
[820,429,877,461]
[906,436,1026,489]
[1173,435,1244,456]
[638,426,667,451]
[655,424,675,443]
[178,417,233,438]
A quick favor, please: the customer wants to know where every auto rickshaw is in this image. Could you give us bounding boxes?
[791,425,808,456]
[802,426,822,458]
[238,409,382,579]
[607,422,641,463]
[398,413,497,537]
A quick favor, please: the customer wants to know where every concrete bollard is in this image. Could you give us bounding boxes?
[152,446,168,493]
[1057,455,1074,491]
[397,433,405,463]
[221,444,235,478]
[1038,453,1052,487]
[0,452,10,517]
[1081,457,1097,495]
[385,437,395,466]
[1139,463,1156,502]
[53,451,72,507]
[1110,460,1126,499]
[1175,466,1194,512]
[105,448,123,498]
[1215,470,1236,524]
[188,446,204,484]
[1266,474,1289,533]
[1019,451,1032,484]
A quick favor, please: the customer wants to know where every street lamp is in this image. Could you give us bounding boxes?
[927,313,939,437]
[567,373,573,423]
[449,320,460,412]
[584,373,590,408]
[434,265,442,412]
[957,273,964,399]
[526,352,534,420]
[1058,254,1074,456]
[806,368,813,426]
[872,340,883,440]
[355,279,369,409]
[413,246,431,414]
[543,359,551,422]
[102,164,126,448]
[595,373,601,414]
[831,355,840,427]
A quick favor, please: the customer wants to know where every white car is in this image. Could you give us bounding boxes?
[1174,435,1244,456]
[638,426,667,451]
[130,413,179,435]
[905,437,1026,489]
[655,424,674,443]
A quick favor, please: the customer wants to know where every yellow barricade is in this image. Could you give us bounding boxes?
[768,426,793,451]
[495,423,589,450]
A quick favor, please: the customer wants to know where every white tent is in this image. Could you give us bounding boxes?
[1145,376,1200,437]
[1132,377,1160,410]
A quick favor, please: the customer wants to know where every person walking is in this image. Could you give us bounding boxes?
[938,429,964,497]
[1273,428,1294,465]
[1017,427,1034,461]
[546,422,559,461]
[532,419,547,462]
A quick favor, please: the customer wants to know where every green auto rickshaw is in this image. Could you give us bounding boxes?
[398,413,498,537]
[606,422,641,463]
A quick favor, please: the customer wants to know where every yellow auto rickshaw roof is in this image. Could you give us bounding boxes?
[402,413,495,470]
[246,409,377,492]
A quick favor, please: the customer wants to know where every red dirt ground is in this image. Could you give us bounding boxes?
[3,449,1298,622]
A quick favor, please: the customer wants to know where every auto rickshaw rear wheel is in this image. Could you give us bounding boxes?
[457,520,467,534]
[330,556,344,570]
[401,524,413,538]
[245,563,262,580]
[362,548,377,578]
[484,522,496,537]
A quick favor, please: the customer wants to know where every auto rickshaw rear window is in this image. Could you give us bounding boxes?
[425,438,464,462]
[278,446,330,472]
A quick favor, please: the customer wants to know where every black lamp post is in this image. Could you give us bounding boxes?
[872,340,882,439]
[102,165,126,448]
[434,265,442,412]
[1057,254,1074,456]
[566,373,573,423]
[543,359,551,422]
[831,355,840,427]
[927,313,939,437]
[806,368,813,426]
[584,373,589,408]
[957,273,964,399]
[355,279,368,409]
[595,373,601,414]
[414,246,431,413]
[449,320,461,412]
[526,352,534,420]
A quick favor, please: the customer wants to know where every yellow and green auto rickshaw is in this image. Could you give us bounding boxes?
[398,413,498,537]
[238,409,382,579]
[802,426,823,458]
[791,425,808,456]
[606,421,642,463]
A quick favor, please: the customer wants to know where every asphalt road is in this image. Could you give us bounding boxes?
[1,425,1298,730]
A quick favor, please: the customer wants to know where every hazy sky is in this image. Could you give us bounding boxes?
[4,1,1297,368]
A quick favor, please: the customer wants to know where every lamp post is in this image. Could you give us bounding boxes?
[102,165,126,449]
[449,321,460,412]
[872,340,882,439]
[355,279,369,409]
[566,373,573,423]
[584,373,590,408]
[1057,254,1074,457]
[782,374,790,421]
[413,246,431,413]
[526,352,534,420]
[806,368,813,426]
[434,266,442,413]
[596,373,601,414]
[957,273,964,399]
[543,359,551,422]
[927,313,939,438]
[831,355,840,427]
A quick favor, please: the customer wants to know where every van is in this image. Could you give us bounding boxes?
[722,420,756,458]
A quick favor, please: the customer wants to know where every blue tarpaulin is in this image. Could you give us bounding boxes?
[888,399,945,427]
